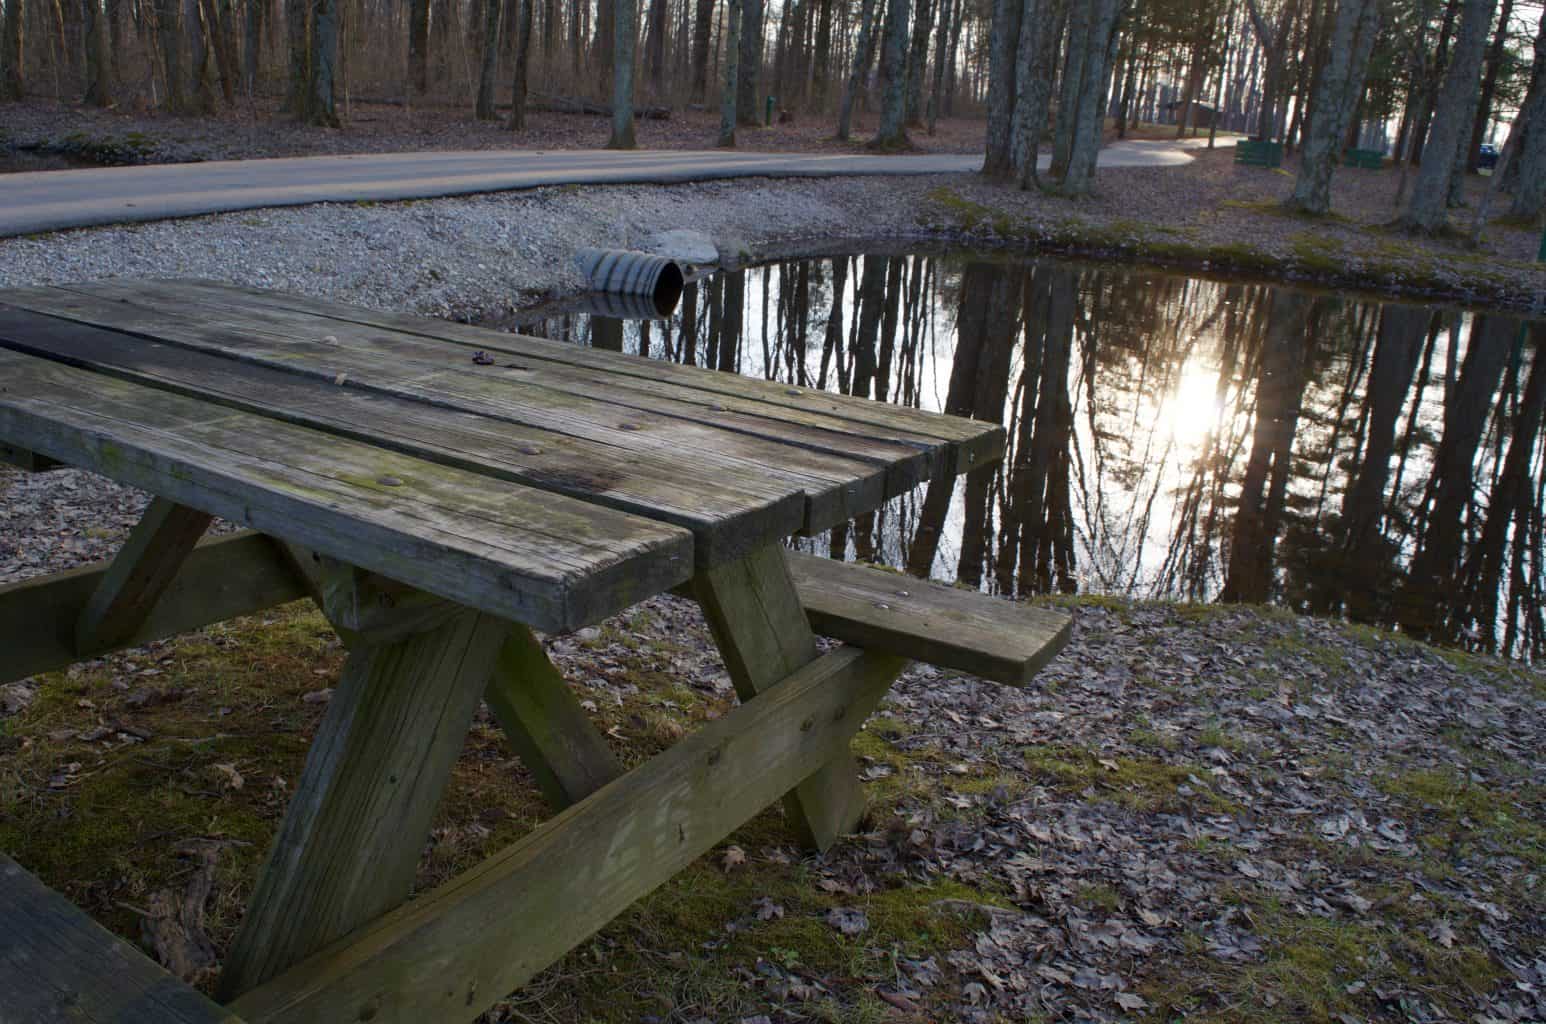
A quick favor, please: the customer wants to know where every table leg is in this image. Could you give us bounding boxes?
[74,497,213,655]
[691,543,868,851]
[484,624,623,809]
[216,606,508,1001]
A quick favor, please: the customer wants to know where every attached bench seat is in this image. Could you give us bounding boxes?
[786,552,1072,686]
[0,855,241,1023]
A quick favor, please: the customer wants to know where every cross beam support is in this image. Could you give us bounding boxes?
[229,645,905,1024]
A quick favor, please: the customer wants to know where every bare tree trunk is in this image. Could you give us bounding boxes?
[901,0,931,126]
[157,0,187,110]
[408,0,429,93]
[82,0,111,104]
[1465,0,1512,172]
[734,0,760,124]
[644,0,664,92]
[1396,0,1496,233]
[689,0,713,100]
[1288,0,1381,215]
[607,0,637,146]
[835,0,875,140]
[507,0,532,128]
[1505,16,1546,220]
[304,0,339,123]
[924,0,950,132]
[811,0,832,107]
[285,0,309,109]
[475,0,501,117]
[718,0,739,144]
[870,0,908,147]
[980,0,1021,176]
[1049,0,1121,196]
[1,0,23,99]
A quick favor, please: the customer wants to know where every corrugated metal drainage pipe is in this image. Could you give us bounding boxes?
[574,248,686,317]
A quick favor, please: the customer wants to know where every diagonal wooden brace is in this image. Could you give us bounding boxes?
[73,497,213,656]
[217,606,510,1001]
[230,645,906,1024]
[691,543,869,852]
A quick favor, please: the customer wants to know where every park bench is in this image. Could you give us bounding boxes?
[1235,139,1284,167]
[0,279,1072,1022]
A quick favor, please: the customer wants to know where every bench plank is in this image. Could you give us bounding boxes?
[228,647,905,1024]
[0,855,242,1023]
[0,307,801,567]
[786,553,1073,686]
[0,350,693,633]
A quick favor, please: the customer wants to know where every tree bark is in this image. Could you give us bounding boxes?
[1010,0,1051,189]
[157,0,187,111]
[924,0,950,132]
[507,0,533,128]
[718,0,740,144]
[980,0,1021,176]
[1397,0,1496,232]
[1288,0,1381,215]
[901,0,931,126]
[735,0,761,125]
[1465,0,1512,172]
[1505,16,1546,219]
[286,0,309,110]
[81,0,111,104]
[607,0,637,146]
[476,0,502,118]
[835,0,875,140]
[1049,0,1122,196]
[690,0,713,100]
[303,0,339,124]
[870,0,908,147]
[1,0,23,99]
[408,0,429,93]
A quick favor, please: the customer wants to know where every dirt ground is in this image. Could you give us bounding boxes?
[0,96,989,164]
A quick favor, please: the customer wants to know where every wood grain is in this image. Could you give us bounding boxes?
[228,647,905,1024]
[73,498,213,655]
[0,855,242,1023]
[217,609,509,1000]
[692,544,869,851]
[0,531,309,687]
[0,305,803,565]
[0,349,693,632]
[483,624,624,809]
[786,552,1074,685]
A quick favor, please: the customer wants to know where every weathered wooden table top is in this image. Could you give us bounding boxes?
[0,280,1005,631]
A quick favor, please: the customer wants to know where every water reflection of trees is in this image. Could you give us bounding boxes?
[518,257,1546,660]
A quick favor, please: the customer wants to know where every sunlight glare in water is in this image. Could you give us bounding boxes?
[1161,362,1223,449]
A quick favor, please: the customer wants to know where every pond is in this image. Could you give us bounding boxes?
[502,252,1546,661]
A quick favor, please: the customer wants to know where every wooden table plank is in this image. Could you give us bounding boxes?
[157,279,1007,468]
[0,350,693,632]
[0,307,802,567]
[0,288,895,532]
[63,280,952,483]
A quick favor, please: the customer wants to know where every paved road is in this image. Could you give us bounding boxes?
[0,139,1202,237]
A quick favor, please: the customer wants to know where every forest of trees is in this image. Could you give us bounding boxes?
[519,255,1546,660]
[0,0,1542,215]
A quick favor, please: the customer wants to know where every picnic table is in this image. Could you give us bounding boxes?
[0,280,1072,1022]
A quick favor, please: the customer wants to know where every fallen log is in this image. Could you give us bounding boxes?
[529,92,672,120]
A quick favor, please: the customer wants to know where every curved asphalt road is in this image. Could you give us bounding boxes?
[0,138,1202,237]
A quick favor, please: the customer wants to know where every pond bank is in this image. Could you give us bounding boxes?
[2,159,1541,317]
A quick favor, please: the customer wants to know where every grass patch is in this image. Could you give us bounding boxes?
[1021,744,1236,813]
